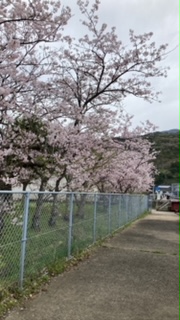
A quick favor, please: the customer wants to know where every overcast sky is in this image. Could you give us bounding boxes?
[63,0,179,131]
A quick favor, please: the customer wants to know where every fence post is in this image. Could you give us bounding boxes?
[135,196,138,219]
[20,192,30,289]
[93,193,97,243]
[118,195,121,228]
[131,195,134,220]
[125,195,129,223]
[129,195,132,220]
[68,193,74,259]
[108,194,112,234]
[139,195,142,216]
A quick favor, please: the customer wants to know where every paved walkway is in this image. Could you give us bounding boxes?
[5,211,179,320]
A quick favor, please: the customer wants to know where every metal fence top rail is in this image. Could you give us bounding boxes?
[0,190,146,196]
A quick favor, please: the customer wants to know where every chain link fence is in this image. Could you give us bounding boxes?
[0,191,149,290]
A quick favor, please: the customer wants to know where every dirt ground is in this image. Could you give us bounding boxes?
[5,210,179,320]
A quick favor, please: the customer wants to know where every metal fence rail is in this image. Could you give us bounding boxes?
[0,191,149,289]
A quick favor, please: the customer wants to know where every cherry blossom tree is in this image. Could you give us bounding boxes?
[0,0,72,231]
[0,0,169,230]
[61,105,157,215]
[0,0,168,187]
[52,0,168,129]
[0,0,71,187]
[46,111,157,221]
[95,136,157,194]
[47,0,167,202]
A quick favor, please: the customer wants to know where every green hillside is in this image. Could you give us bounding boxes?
[146,130,179,185]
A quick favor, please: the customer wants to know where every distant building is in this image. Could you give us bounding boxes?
[155,185,171,193]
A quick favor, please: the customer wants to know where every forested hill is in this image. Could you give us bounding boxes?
[145,129,179,185]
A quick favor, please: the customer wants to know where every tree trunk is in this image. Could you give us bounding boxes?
[0,181,12,236]
[31,179,47,231]
[22,181,28,191]
[0,180,12,191]
[49,197,59,227]
[48,194,58,226]
[48,178,61,227]
[75,194,87,219]
[0,210,5,236]
[0,180,12,205]
[62,193,71,221]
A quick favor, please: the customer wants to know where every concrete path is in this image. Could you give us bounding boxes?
[5,211,179,320]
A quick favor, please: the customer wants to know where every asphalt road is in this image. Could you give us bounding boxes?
[5,210,179,320]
